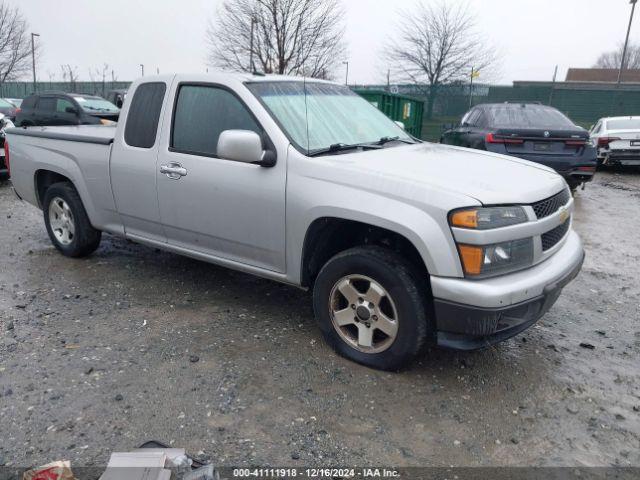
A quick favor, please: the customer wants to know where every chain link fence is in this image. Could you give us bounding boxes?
[6,80,640,142]
[0,81,132,100]
[357,83,640,141]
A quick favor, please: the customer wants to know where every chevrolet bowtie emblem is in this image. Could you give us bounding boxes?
[558,206,569,223]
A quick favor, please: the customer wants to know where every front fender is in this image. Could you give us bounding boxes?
[286,174,468,284]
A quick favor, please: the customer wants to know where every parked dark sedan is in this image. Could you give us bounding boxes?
[441,103,597,190]
[0,98,19,120]
[15,92,120,127]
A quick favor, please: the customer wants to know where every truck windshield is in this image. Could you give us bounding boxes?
[246,81,413,155]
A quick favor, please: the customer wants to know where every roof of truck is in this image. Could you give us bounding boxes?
[140,72,335,85]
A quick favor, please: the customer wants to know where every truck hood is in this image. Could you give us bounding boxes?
[321,142,565,205]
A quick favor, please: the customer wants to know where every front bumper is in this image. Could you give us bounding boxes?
[431,231,585,350]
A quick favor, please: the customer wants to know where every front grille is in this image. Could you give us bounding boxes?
[532,189,571,219]
[542,219,570,251]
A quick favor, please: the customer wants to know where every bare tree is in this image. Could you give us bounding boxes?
[100,63,109,96]
[61,64,78,91]
[0,3,39,86]
[206,0,346,79]
[594,43,640,70]
[385,1,497,119]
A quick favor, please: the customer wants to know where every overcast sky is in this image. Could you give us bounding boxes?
[8,0,640,85]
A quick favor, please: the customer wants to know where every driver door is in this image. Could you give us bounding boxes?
[155,83,287,273]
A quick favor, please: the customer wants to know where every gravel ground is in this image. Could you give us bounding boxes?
[0,171,639,469]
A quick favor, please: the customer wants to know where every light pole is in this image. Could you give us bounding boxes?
[31,33,40,92]
[140,64,145,77]
[618,0,638,84]
[249,16,257,73]
[343,61,349,85]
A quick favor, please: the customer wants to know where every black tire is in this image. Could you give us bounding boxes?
[312,246,432,371]
[43,182,101,257]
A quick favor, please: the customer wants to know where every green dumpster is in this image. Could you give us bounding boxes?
[354,89,424,138]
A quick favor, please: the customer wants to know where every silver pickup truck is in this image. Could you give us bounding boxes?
[6,73,585,370]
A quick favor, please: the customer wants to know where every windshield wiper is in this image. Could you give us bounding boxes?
[308,142,383,157]
[377,136,417,145]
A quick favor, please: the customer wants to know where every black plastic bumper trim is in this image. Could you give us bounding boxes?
[434,250,585,351]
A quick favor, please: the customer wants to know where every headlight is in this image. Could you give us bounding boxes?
[457,238,534,278]
[450,206,527,230]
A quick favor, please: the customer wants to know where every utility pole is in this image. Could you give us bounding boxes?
[140,64,145,77]
[468,67,475,109]
[249,16,256,73]
[548,65,558,106]
[343,61,349,85]
[618,0,638,85]
[31,33,40,93]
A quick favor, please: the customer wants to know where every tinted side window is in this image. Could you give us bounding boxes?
[460,110,473,126]
[21,96,37,109]
[171,85,260,157]
[465,109,480,127]
[56,98,75,113]
[475,109,489,128]
[124,82,166,148]
[37,97,56,112]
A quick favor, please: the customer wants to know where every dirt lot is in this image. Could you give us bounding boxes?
[0,171,639,469]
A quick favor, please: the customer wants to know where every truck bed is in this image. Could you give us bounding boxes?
[6,124,122,236]
[7,125,116,145]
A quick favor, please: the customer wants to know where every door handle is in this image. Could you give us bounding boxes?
[160,162,187,180]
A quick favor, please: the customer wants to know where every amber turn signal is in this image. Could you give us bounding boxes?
[450,209,478,229]
[457,244,483,276]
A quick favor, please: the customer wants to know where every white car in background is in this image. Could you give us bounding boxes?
[590,116,640,166]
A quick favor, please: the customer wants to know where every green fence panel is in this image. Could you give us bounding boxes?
[0,81,132,99]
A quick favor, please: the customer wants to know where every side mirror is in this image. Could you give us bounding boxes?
[394,121,405,130]
[65,106,79,115]
[217,130,276,167]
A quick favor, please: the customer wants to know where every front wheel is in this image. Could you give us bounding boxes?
[312,246,432,370]
[43,182,101,257]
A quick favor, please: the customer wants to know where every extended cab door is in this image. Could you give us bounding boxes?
[110,80,171,243]
[154,81,287,273]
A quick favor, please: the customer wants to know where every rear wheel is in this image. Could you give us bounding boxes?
[312,246,432,370]
[43,182,101,257]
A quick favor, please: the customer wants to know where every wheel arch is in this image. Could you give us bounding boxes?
[300,216,433,290]
[32,164,101,230]
[34,169,74,208]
